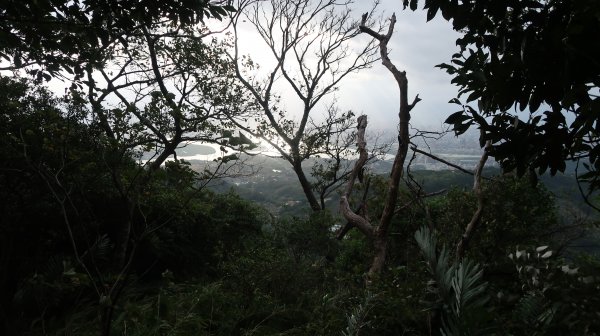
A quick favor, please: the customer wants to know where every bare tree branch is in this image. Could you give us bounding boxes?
[410,146,475,176]
[338,12,423,280]
[456,140,491,259]
[340,115,374,237]
[229,0,381,211]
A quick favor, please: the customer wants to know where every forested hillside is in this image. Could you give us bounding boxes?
[1,0,599,335]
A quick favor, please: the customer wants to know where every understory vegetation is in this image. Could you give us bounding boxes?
[1,77,598,335]
[1,0,599,335]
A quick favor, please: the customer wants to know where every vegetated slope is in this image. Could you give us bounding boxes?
[204,155,592,216]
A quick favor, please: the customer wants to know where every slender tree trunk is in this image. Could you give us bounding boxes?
[368,236,388,276]
[292,160,322,211]
[456,141,491,260]
[339,13,423,281]
[363,13,420,278]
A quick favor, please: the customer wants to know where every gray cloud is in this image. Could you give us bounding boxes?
[338,1,462,132]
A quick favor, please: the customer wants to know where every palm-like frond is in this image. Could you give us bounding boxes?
[513,291,560,334]
[451,259,488,319]
[81,234,113,263]
[342,291,376,336]
[415,227,455,304]
[415,226,493,335]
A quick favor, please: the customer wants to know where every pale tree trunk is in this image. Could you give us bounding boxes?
[456,140,491,260]
[339,13,421,281]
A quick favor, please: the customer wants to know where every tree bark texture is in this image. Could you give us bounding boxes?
[292,159,323,212]
[339,13,421,280]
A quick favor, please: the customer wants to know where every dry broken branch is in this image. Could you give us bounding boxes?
[339,115,374,238]
[338,12,422,279]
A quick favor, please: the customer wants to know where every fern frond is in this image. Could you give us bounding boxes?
[342,291,375,336]
[415,226,494,335]
[415,227,454,302]
[514,291,560,331]
[452,259,488,319]
[81,234,113,263]
[514,292,544,324]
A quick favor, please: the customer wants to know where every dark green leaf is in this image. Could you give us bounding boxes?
[410,0,418,11]
[444,111,466,124]
[466,91,481,103]
[223,5,237,12]
[426,5,439,21]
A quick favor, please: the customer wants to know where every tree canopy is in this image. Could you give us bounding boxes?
[406,0,600,197]
[0,0,235,79]
[1,1,599,335]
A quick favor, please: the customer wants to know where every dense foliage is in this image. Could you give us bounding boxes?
[0,78,598,334]
[0,78,263,334]
[1,0,599,335]
[0,0,234,80]
[406,0,600,198]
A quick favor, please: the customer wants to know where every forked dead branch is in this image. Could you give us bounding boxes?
[339,12,422,278]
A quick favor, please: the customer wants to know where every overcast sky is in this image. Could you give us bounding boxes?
[234,0,463,135]
[344,1,462,132]
[38,1,462,137]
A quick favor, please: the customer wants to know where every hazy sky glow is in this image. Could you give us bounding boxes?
[234,0,462,136]
[340,1,462,132]
[37,1,463,138]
